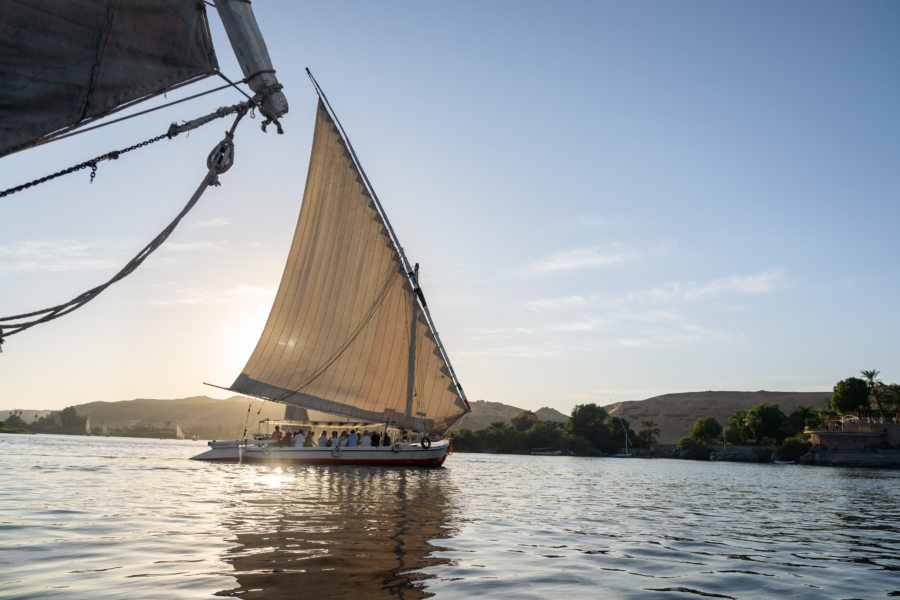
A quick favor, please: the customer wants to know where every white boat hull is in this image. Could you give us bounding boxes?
[191,439,451,467]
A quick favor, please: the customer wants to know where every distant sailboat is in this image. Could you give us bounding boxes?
[192,74,470,466]
[609,415,633,458]
[85,417,92,436]
[102,422,109,437]
[175,422,185,441]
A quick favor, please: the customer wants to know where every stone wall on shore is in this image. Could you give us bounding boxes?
[710,445,775,463]
[797,450,900,468]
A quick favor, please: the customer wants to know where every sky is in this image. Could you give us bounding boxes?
[2,1,899,414]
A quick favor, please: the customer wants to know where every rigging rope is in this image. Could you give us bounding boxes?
[4,66,284,158]
[0,106,250,350]
[1,100,253,198]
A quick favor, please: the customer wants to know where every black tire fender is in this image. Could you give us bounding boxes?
[421,437,431,449]
[392,443,401,453]
[332,446,341,457]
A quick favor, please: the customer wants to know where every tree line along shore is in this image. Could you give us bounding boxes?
[3,371,898,465]
[0,406,186,438]
[450,370,900,464]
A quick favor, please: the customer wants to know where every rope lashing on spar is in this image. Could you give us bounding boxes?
[0,106,250,350]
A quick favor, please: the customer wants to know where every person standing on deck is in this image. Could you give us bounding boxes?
[293,430,306,447]
[348,430,359,447]
[318,431,328,447]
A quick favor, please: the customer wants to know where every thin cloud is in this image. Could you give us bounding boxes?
[147,284,275,307]
[0,240,119,272]
[677,269,786,299]
[519,244,635,277]
[191,217,233,228]
[457,342,563,360]
[526,295,590,311]
[618,332,702,348]
[527,269,788,311]
[160,241,224,253]
[546,317,610,332]
[469,326,538,340]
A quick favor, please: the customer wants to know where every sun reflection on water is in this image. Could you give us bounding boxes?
[214,465,459,598]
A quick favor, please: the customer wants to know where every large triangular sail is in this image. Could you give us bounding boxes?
[229,96,469,434]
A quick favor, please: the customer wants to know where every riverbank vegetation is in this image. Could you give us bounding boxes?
[0,411,32,434]
[451,403,643,455]
[676,370,900,460]
[0,406,184,438]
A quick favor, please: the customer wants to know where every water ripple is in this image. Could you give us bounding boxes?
[1,436,899,598]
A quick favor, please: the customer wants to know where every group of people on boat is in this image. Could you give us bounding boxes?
[267,426,395,449]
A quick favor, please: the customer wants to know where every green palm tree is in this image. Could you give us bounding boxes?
[744,413,761,442]
[640,420,660,449]
[861,369,886,415]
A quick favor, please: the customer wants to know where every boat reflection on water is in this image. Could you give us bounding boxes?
[215,466,457,598]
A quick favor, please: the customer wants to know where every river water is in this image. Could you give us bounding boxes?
[1,434,898,599]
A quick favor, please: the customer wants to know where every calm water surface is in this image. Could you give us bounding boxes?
[1,434,898,599]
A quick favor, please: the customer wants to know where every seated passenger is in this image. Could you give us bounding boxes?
[338,430,349,446]
[359,430,371,447]
[281,431,293,446]
[318,431,329,447]
[347,430,359,447]
[293,430,306,447]
[371,431,380,447]
[329,431,339,447]
[304,430,315,447]
[381,433,391,446]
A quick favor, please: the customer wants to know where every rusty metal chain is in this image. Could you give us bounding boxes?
[1,132,169,198]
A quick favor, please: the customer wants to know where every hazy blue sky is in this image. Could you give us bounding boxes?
[2,1,898,413]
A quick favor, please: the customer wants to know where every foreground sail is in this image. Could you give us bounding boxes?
[0,0,218,157]
[193,81,469,465]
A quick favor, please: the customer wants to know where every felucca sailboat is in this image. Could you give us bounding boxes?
[192,74,470,466]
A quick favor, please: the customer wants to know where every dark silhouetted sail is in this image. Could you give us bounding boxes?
[0,0,218,157]
[230,101,469,434]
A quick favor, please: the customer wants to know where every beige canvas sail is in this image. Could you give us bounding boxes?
[230,100,468,434]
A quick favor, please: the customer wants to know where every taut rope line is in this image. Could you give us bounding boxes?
[0,107,251,351]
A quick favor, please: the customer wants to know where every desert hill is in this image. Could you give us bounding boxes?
[73,396,285,440]
[452,400,568,433]
[6,390,830,444]
[605,390,831,445]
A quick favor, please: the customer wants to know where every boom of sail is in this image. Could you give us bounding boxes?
[229,97,470,435]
